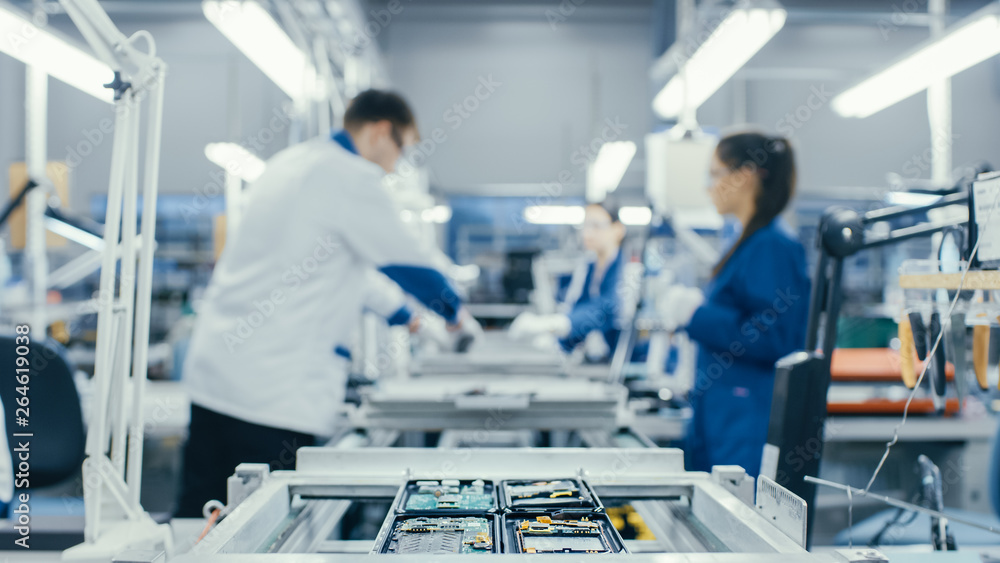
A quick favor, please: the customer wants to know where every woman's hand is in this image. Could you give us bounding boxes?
[656,285,705,332]
[508,312,571,341]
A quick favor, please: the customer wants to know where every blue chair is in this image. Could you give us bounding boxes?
[833,416,1000,547]
[0,335,85,490]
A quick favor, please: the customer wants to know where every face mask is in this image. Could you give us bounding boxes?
[393,146,421,178]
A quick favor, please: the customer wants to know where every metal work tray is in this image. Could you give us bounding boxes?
[499,478,603,512]
[501,510,628,554]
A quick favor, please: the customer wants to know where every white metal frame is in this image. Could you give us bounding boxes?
[38,0,173,558]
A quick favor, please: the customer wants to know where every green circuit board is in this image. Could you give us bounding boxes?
[403,479,495,512]
[384,516,494,554]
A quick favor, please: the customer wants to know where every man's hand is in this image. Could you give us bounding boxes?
[447,308,483,353]
[508,312,571,341]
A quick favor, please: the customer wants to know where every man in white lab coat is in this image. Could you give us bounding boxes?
[176,90,475,517]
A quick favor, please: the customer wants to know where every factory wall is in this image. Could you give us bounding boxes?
[0,15,290,213]
[1,7,999,218]
[694,20,1000,193]
[377,4,656,195]
[383,6,1000,197]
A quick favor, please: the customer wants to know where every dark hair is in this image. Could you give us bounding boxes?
[587,199,622,224]
[343,89,416,146]
[711,132,796,277]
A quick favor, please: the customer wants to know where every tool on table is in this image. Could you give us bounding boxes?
[898,313,918,389]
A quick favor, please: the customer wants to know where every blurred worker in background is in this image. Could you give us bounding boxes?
[176,90,480,517]
[509,201,626,359]
[657,132,810,477]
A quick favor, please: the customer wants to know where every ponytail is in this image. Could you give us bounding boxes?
[711,132,796,277]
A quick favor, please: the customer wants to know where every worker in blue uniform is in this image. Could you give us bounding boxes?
[658,132,810,477]
[509,201,627,359]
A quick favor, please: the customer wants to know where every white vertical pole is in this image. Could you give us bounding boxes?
[224,172,243,241]
[25,66,48,336]
[928,0,951,185]
[677,0,698,131]
[128,67,166,506]
[313,37,332,134]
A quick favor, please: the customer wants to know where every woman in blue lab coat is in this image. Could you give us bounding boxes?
[658,132,810,477]
[509,201,626,359]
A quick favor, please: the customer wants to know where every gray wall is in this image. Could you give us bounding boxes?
[0,14,291,212]
[376,4,655,194]
[1,3,999,214]
[696,18,1000,193]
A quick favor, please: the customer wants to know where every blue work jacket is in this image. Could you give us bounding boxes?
[683,219,810,477]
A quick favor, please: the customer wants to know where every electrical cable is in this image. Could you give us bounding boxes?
[196,508,222,544]
[864,184,1000,495]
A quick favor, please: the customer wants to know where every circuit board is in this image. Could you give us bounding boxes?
[501,479,599,510]
[402,479,495,512]
[382,516,495,554]
[505,514,627,554]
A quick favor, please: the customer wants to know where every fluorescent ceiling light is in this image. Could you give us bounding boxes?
[587,141,637,202]
[525,205,656,227]
[619,206,652,226]
[204,142,266,182]
[833,4,1000,118]
[422,205,452,224]
[653,5,786,119]
[0,4,113,103]
[203,0,316,100]
[885,191,942,207]
[524,206,585,225]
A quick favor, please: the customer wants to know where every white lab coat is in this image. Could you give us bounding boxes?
[183,137,459,436]
[364,270,411,323]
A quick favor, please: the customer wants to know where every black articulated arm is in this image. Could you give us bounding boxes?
[0,180,40,229]
[770,186,972,547]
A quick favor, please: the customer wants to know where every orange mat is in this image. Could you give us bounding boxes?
[828,398,961,416]
[831,348,954,383]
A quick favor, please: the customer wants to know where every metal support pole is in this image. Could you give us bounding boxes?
[128,67,166,506]
[83,90,133,543]
[111,98,140,478]
[25,64,48,336]
[927,0,951,186]
[676,0,698,130]
[224,172,243,240]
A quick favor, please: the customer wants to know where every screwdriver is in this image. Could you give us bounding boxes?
[909,312,929,361]
[973,324,989,390]
[929,312,947,399]
[899,313,918,389]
